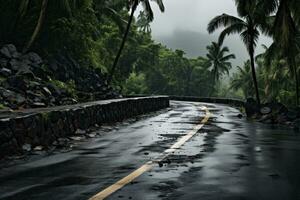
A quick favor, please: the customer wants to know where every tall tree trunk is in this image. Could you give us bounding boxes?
[249,51,261,105]
[108,0,138,84]
[23,0,48,53]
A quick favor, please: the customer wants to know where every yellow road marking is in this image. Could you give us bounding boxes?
[89,106,211,200]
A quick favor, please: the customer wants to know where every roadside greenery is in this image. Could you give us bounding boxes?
[210,0,300,106]
[1,0,300,107]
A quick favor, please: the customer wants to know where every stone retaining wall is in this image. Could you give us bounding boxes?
[0,96,169,159]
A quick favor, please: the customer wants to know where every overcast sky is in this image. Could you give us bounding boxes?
[150,0,237,36]
[138,0,272,68]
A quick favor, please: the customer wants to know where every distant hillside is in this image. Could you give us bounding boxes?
[153,29,270,72]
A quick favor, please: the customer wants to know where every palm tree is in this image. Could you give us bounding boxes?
[207,0,265,105]
[19,0,90,53]
[108,0,165,84]
[231,61,254,98]
[205,42,235,95]
[137,11,152,33]
[260,0,300,105]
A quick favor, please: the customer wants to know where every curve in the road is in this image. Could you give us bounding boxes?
[89,106,211,200]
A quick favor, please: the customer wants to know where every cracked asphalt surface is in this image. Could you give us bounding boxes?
[1,101,300,200]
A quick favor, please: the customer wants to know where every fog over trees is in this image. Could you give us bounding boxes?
[146,0,272,69]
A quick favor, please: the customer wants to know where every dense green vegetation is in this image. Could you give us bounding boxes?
[0,0,300,107]
[209,0,300,106]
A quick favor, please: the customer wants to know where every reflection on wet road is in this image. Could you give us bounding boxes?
[1,101,300,200]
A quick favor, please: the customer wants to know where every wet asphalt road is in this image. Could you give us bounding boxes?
[1,101,300,200]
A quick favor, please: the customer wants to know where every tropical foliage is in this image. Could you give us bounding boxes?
[205,42,235,95]
[1,0,300,107]
[208,0,300,106]
[207,0,268,105]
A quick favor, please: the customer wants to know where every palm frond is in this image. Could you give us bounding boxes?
[220,54,236,61]
[142,0,154,21]
[261,0,279,15]
[235,0,255,17]
[218,23,246,45]
[207,14,245,33]
[220,46,229,54]
[258,15,275,36]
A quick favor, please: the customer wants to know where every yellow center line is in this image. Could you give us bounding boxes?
[89,106,211,200]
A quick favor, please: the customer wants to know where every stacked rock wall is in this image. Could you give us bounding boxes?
[0,96,169,159]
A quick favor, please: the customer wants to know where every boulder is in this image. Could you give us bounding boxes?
[22,52,43,65]
[7,75,28,91]
[22,143,32,152]
[42,87,52,96]
[12,52,21,59]
[260,107,272,115]
[75,129,86,135]
[16,65,35,79]
[33,146,44,151]
[0,44,118,110]
[0,68,12,77]
[0,45,14,58]
[6,44,17,55]
[8,59,25,71]
[46,83,62,97]
[0,87,16,99]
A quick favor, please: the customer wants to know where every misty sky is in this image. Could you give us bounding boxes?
[138,0,272,68]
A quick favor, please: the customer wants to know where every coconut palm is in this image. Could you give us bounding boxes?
[259,0,300,105]
[205,42,235,95]
[207,0,265,105]
[256,43,299,103]
[108,0,165,84]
